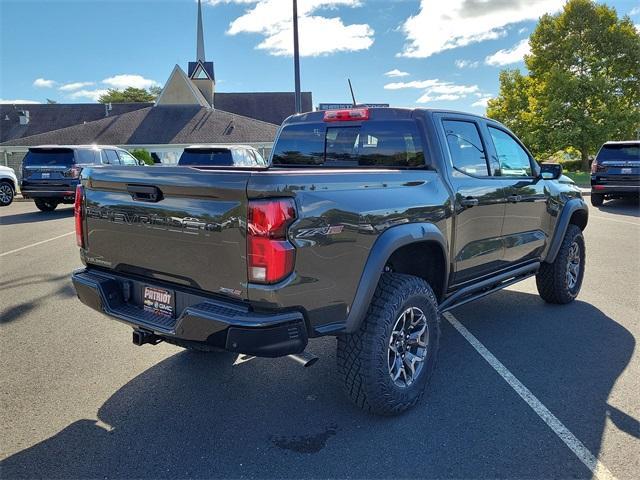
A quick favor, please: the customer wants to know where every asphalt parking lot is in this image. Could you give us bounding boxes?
[1,198,638,479]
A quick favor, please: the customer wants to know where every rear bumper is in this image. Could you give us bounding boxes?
[20,182,77,200]
[71,268,308,357]
[591,184,640,195]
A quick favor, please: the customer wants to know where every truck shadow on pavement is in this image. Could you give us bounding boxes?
[0,206,74,226]
[594,197,640,218]
[1,291,635,478]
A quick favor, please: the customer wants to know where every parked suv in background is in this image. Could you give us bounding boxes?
[21,145,144,212]
[0,165,18,206]
[178,145,267,167]
[590,140,640,206]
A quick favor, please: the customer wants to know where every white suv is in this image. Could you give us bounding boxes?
[0,165,17,206]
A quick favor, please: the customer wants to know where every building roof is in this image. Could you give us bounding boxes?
[214,92,313,126]
[155,64,211,107]
[0,103,152,144]
[1,105,279,147]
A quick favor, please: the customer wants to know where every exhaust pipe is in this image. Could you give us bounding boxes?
[132,329,162,346]
[288,351,318,368]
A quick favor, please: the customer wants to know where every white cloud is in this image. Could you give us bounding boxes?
[518,27,528,34]
[384,69,410,78]
[0,99,41,104]
[33,78,56,88]
[485,38,530,66]
[215,0,373,56]
[399,0,562,58]
[384,78,480,104]
[630,6,640,16]
[472,95,493,108]
[102,74,159,90]
[59,81,95,92]
[68,89,109,101]
[455,59,479,69]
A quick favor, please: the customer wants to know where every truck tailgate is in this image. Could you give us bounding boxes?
[81,166,250,299]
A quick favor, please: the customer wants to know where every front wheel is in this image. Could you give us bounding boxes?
[337,273,440,415]
[35,199,58,212]
[0,181,14,206]
[536,224,585,304]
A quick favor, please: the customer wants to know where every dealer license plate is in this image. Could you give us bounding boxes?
[143,286,174,317]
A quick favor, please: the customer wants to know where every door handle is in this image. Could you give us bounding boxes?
[460,197,479,208]
[507,194,522,203]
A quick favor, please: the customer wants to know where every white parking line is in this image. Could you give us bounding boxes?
[589,215,639,226]
[443,312,617,480]
[0,231,74,257]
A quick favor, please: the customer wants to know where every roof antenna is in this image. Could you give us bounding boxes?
[348,78,357,107]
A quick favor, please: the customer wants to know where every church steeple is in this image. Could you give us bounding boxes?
[196,0,205,63]
[187,0,215,107]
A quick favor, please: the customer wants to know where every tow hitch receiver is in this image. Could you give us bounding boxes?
[132,329,162,346]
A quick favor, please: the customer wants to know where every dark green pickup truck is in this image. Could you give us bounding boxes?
[72,107,588,415]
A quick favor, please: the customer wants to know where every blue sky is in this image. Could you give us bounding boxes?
[1,0,638,114]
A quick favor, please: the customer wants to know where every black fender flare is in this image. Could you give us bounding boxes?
[343,223,449,334]
[544,198,588,264]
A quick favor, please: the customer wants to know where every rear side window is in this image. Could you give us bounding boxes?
[23,149,74,166]
[272,121,425,168]
[597,144,640,161]
[443,120,489,176]
[179,149,234,166]
[75,149,100,164]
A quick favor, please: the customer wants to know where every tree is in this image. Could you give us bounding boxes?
[130,149,155,165]
[98,87,160,104]
[487,0,640,169]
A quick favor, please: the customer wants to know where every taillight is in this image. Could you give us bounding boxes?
[591,159,604,174]
[323,108,369,122]
[74,184,84,248]
[247,199,296,284]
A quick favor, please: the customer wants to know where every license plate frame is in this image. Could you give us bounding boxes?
[143,286,175,318]
[621,168,632,174]
[41,172,50,179]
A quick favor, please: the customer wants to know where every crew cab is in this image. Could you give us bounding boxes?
[21,145,144,212]
[71,108,588,415]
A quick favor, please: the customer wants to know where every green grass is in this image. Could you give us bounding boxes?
[563,171,590,187]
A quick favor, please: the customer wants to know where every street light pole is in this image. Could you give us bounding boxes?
[293,0,302,113]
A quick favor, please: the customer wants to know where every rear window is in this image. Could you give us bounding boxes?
[597,144,640,161]
[179,149,234,166]
[272,121,425,168]
[23,149,74,166]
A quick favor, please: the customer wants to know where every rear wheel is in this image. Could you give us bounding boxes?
[536,224,585,304]
[590,193,604,207]
[337,273,440,415]
[0,181,14,206]
[35,199,58,212]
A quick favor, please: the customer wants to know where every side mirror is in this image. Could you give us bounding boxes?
[539,162,562,180]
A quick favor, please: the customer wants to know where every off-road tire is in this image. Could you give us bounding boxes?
[536,224,585,304]
[337,273,440,416]
[162,337,223,352]
[590,193,604,207]
[35,199,58,212]
[0,181,14,206]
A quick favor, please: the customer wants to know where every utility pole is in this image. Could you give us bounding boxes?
[293,0,302,113]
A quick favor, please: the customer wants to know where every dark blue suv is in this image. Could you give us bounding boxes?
[590,141,640,206]
[21,145,144,211]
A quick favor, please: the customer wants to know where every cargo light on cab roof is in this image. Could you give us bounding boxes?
[323,108,370,122]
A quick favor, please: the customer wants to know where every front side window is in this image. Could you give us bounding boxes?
[117,151,139,166]
[488,127,533,177]
[104,150,121,165]
[443,120,489,176]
